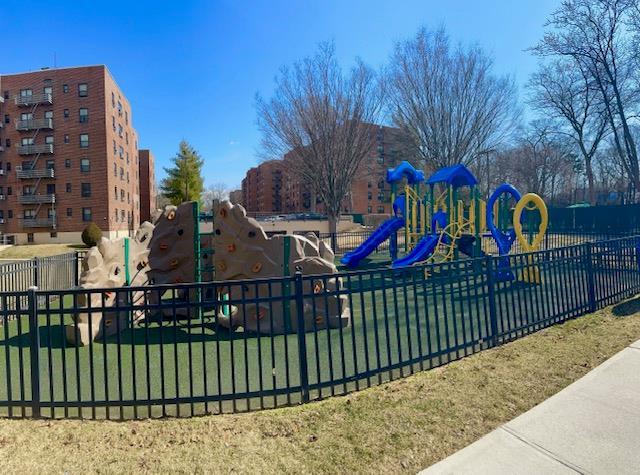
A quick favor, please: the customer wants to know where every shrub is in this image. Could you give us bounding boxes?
[81,222,102,247]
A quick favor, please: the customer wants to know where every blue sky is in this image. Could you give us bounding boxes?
[1,0,559,190]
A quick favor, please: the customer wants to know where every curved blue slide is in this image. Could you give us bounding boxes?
[341,216,405,267]
[392,234,440,268]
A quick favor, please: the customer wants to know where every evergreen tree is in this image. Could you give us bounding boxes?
[161,141,204,205]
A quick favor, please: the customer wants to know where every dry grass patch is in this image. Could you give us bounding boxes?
[0,243,85,259]
[0,304,639,474]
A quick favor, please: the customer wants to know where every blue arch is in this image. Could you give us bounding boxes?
[426,164,478,188]
[386,161,425,185]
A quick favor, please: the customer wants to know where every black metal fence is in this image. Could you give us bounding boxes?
[1,236,639,419]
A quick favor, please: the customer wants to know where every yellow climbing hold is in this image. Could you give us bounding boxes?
[167,210,176,220]
[170,258,179,268]
[252,262,263,273]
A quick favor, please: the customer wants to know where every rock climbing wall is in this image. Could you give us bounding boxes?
[213,201,350,334]
[66,222,154,345]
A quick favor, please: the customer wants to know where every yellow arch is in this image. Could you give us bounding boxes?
[513,193,548,284]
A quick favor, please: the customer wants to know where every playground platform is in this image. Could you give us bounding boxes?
[422,338,640,474]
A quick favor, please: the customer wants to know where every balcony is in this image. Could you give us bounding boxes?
[17,144,54,155]
[16,118,53,131]
[16,166,55,179]
[18,194,56,204]
[15,93,53,107]
[22,217,56,228]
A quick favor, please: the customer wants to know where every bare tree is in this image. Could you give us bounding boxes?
[256,43,384,233]
[201,182,229,212]
[532,0,640,192]
[528,59,609,204]
[386,27,519,169]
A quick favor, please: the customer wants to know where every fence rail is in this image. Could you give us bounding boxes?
[1,237,639,419]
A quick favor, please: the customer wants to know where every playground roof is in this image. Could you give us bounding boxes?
[386,161,425,185]
[426,164,478,188]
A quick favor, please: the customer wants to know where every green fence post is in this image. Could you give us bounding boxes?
[585,242,597,312]
[27,286,41,418]
[485,255,499,347]
[294,271,310,403]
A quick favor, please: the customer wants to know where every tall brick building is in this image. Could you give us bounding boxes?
[240,125,407,216]
[0,65,154,243]
[138,149,156,222]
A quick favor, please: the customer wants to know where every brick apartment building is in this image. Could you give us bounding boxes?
[138,149,157,222]
[0,65,154,244]
[240,125,407,216]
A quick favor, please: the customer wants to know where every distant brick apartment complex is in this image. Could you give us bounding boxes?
[0,65,155,244]
[240,125,406,216]
[138,149,157,222]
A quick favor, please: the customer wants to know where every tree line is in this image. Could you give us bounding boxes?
[255,0,640,233]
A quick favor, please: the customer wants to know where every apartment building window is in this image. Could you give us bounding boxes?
[23,185,34,196]
[80,134,89,148]
[46,160,55,170]
[43,86,52,97]
[125,132,129,144]
[27,233,34,243]
[7,187,11,195]
[21,137,34,146]
[113,163,117,177]
[114,186,118,200]
[44,111,53,120]
[79,108,89,123]
[63,84,69,93]
[82,208,92,221]
[24,209,35,219]
[3,91,8,100]
[65,159,71,168]
[66,208,72,217]
[112,116,116,131]
[117,101,122,116]
[21,112,33,121]
[78,83,88,97]
[118,124,123,137]
[80,158,90,172]
[120,189,125,201]
[367,192,372,200]
[7,210,12,219]
[114,209,118,222]
[377,206,385,213]
[113,140,117,155]
[127,192,130,203]
[120,167,124,180]
[3,115,9,124]
[63,109,69,118]
[81,183,91,197]
[4,140,8,150]
[120,209,125,222]
[111,92,115,107]
[46,184,55,195]
[50,232,57,239]
[64,135,69,144]
[45,135,54,145]
[20,89,33,98]
[66,183,71,193]
[126,152,129,164]
[119,146,124,158]
[126,171,129,183]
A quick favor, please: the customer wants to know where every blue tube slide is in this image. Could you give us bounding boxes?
[341,216,405,267]
[392,234,440,268]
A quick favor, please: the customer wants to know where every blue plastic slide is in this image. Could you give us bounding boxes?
[392,234,440,268]
[341,217,405,267]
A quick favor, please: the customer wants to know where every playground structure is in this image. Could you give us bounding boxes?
[341,162,549,282]
[67,201,350,345]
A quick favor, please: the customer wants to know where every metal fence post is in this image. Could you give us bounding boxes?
[32,257,39,288]
[294,271,310,403]
[485,255,499,347]
[330,233,338,255]
[74,252,80,286]
[585,242,597,312]
[27,286,41,418]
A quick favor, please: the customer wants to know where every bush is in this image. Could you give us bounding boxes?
[81,222,102,247]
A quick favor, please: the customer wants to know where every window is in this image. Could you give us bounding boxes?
[66,183,71,193]
[125,132,129,144]
[24,209,35,219]
[65,159,71,168]
[63,84,69,93]
[50,232,57,239]
[21,137,34,146]
[118,124,123,137]
[117,101,122,116]
[3,91,8,100]
[111,92,115,107]
[80,134,89,148]
[5,163,10,172]
[113,163,117,177]
[66,208,72,217]
[120,209,125,221]
[126,171,129,183]
[46,184,55,194]
[27,233,34,243]
[45,135,54,144]
[64,135,69,144]
[120,189,125,201]
[120,167,124,180]
[81,183,91,197]
[126,152,129,164]
[46,160,55,170]
[20,89,33,98]
[7,187,11,195]
[8,210,12,219]
[79,108,88,123]
[80,158,90,172]
[44,111,53,119]
[113,140,117,155]
[5,139,10,148]
[114,208,118,222]
[63,109,69,118]
[43,86,52,96]
[82,208,92,222]
[78,83,88,97]
[127,192,130,204]
[114,187,118,200]
[119,146,124,158]
[112,116,116,131]
[367,192,372,200]
[3,115,9,124]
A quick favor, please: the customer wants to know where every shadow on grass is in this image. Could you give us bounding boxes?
[612,297,640,317]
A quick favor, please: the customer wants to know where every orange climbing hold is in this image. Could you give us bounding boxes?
[218,261,227,271]
[227,244,236,252]
[315,315,324,325]
[219,208,227,218]
[313,281,323,294]
[167,210,176,220]
[252,262,262,273]
[159,243,168,251]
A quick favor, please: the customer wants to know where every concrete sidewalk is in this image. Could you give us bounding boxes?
[422,339,640,475]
